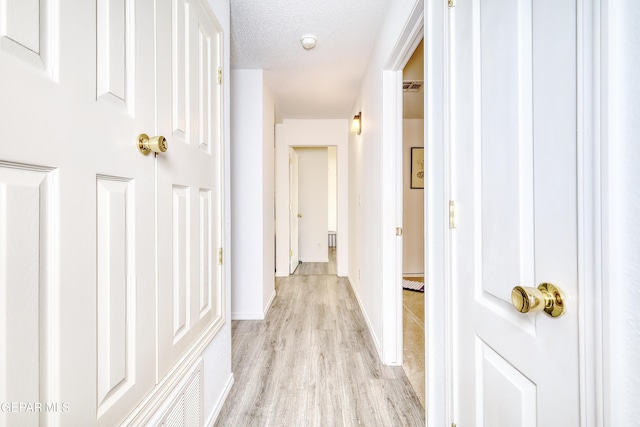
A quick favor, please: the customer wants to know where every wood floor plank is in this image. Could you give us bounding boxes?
[215,251,424,426]
[403,289,426,408]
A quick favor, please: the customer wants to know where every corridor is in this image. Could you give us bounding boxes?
[215,250,424,426]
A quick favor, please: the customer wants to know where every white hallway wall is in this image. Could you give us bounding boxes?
[230,69,275,320]
[275,119,348,277]
[348,0,422,362]
[296,147,329,262]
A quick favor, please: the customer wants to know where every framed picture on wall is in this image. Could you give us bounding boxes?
[411,147,424,189]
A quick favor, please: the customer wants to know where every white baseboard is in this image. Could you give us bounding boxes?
[231,311,265,320]
[205,373,234,427]
[346,276,382,360]
[300,257,329,263]
[402,273,424,278]
[232,291,277,320]
[263,290,276,316]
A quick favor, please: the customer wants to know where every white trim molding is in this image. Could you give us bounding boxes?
[380,0,424,368]
[424,0,452,425]
[206,374,235,427]
[577,0,606,426]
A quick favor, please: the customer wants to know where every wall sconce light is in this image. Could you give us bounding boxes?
[351,112,362,135]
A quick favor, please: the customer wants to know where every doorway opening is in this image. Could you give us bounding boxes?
[288,146,338,276]
[378,5,425,414]
[274,120,347,280]
[400,39,425,408]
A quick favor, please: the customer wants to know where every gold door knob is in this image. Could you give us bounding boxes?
[138,133,168,155]
[297,213,302,218]
[511,283,566,318]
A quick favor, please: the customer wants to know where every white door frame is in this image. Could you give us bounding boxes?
[380,1,424,363]
[423,0,453,424]
[380,66,405,366]
[274,120,348,278]
[576,0,607,425]
[413,0,606,425]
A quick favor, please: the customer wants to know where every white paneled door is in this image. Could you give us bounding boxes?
[450,0,579,426]
[0,0,223,425]
[156,0,224,380]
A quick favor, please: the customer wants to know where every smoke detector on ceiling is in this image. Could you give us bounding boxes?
[301,35,317,50]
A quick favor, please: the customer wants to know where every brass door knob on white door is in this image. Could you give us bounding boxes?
[297,213,302,218]
[511,283,566,318]
[138,133,168,155]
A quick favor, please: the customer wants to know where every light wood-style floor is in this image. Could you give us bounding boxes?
[215,249,425,426]
[402,286,425,408]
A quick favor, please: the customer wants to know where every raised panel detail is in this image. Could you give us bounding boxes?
[0,0,39,53]
[0,0,55,72]
[476,338,536,426]
[199,189,211,316]
[97,0,133,107]
[172,186,190,340]
[172,0,189,141]
[476,0,534,301]
[198,26,211,153]
[96,176,136,413]
[0,163,56,427]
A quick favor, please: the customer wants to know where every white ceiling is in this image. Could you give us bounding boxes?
[230,0,392,121]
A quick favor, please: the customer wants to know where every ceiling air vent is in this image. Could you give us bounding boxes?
[402,80,424,92]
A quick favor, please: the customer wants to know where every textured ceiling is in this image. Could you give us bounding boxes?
[230,0,392,121]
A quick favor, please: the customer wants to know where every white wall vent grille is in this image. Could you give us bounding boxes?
[152,359,203,427]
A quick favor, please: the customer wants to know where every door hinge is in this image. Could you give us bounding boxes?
[217,67,222,84]
[218,248,223,265]
[448,0,455,7]
[396,227,403,236]
[289,250,293,257]
[449,200,457,229]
